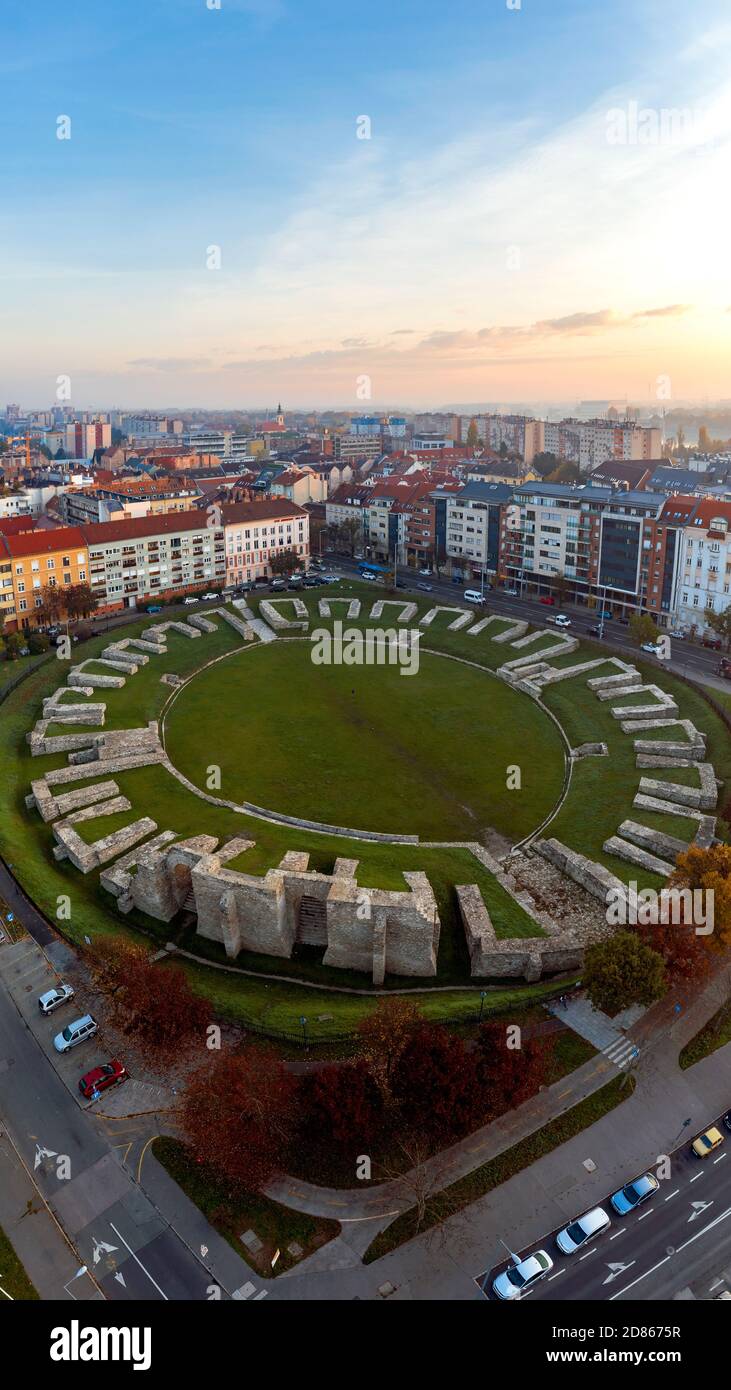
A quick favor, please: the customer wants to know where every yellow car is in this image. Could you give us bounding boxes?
[691,1127,725,1158]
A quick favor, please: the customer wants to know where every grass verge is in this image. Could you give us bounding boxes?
[363,1072,634,1263]
[151,1136,339,1277]
[679,1003,731,1070]
[0,1225,39,1300]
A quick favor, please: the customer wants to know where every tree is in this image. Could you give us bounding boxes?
[583,931,666,1015]
[390,1023,485,1144]
[269,547,300,577]
[66,582,97,622]
[474,1021,552,1117]
[551,569,569,605]
[89,940,211,1061]
[337,517,363,556]
[634,916,713,987]
[356,997,423,1106]
[668,844,731,948]
[546,459,580,484]
[532,452,559,477]
[180,1047,296,1192]
[38,583,66,626]
[466,419,480,449]
[298,1059,385,1149]
[703,606,731,652]
[629,612,659,647]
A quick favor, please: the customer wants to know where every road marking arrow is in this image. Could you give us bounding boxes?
[92,1237,118,1266]
[33,1144,57,1170]
[114,1272,126,1287]
[603,1261,636,1285]
[688,1199,714,1222]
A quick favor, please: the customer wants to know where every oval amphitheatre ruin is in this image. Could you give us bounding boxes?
[20,589,721,992]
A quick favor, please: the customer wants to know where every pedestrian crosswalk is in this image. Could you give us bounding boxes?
[601,1036,640,1069]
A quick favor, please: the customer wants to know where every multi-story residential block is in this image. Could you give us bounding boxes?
[222,498,309,585]
[269,468,328,506]
[543,418,662,472]
[85,512,226,613]
[445,482,513,579]
[332,434,383,463]
[670,496,731,632]
[58,476,199,526]
[1,525,89,630]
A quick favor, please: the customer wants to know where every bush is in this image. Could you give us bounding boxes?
[27,632,50,654]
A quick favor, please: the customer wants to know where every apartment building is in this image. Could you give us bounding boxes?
[458,415,544,463]
[223,498,309,585]
[85,512,226,612]
[58,476,199,526]
[445,482,512,579]
[269,468,328,507]
[332,434,383,463]
[543,419,662,472]
[0,525,89,631]
[670,497,731,632]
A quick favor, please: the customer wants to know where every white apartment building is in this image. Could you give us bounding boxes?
[543,419,662,471]
[223,498,309,584]
[672,498,731,630]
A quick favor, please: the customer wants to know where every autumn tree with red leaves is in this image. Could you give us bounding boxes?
[299,1059,386,1149]
[180,1048,296,1192]
[474,1021,552,1118]
[390,1023,486,1144]
[356,996,423,1106]
[89,940,210,1060]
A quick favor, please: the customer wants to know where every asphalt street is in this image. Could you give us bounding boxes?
[326,554,729,688]
[481,1119,731,1302]
[0,964,234,1301]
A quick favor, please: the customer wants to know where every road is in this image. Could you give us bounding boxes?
[480,1118,731,1302]
[326,554,728,688]
[0,964,227,1301]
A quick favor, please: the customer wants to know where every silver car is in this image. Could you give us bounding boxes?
[492,1249,553,1300]
[38,983,75,1016]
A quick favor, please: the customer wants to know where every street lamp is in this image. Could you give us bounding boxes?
[300,1015,308,1048]
[479,990,487,1023]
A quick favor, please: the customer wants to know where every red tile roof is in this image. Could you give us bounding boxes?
[222,498,307,524]
[0,515,38,536]
[0,524,87,559]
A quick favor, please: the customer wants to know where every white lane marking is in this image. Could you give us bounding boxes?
[709,1278,724,1290]
[548,1269,566,1282]
[664,1189,680,1201]
[714,1152,727,1164]
[609,1228,627,1240]
[610,1203,731,1301]
[108,1222,168,1301]
[579,1247,597,1261]
[637,1209,654,1221]
[690,1171,706,1183]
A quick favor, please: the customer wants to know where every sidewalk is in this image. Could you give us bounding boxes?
[0,1131,99,1301]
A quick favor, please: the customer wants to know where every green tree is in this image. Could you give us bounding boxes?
[628,612,660,647]
[703,606,731,652]
[583,931,666,1015]
[269,548,300,577]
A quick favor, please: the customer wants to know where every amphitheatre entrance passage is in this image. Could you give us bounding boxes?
[163,642,565,843]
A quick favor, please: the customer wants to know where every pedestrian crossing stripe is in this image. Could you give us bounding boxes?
[602,1037,639,1068]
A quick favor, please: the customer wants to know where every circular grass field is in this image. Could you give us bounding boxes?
[163,640,566,842]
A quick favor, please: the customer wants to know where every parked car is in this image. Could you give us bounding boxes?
[691,1126,725,1158]
[321,574,339,585]
[53,1014,98,1054]
[668,627,687,639]
[419,567,433,577]
[702,634,723,650]
[555,1207,610,1255]
[552,614,572,628]
[38,983,75,1016]
[78,1059,128,1100]
[610,1171,659,1215]
[641,641,663,655]
[503,587,519,597]
[723,1112,731,1132]
[146,605,163,614]
[183,596,199,605]
[201,591,219,601]
[463,589,486,604]
[417,583,433,592]
[492,1250,554,1300]
[303,575,322,587]
[539,595,556,606]
[270,579,287,592]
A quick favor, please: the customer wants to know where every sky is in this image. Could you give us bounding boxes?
[1,0,730,411]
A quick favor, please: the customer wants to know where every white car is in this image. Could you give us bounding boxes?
[183,596,199,605]
[201,591,219,601]
[419,567,433,577]
[555,1207,610,1255]
[361,571,377,581]
[492,1250,553,1300]
[641,641,663,655]
[38,983,75,1016]
[53,1014,98,1053]
[552,614,571,628]
[321,575,339,585]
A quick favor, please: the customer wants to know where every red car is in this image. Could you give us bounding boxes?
[539,595,556,606]
[78,1059,128,1099]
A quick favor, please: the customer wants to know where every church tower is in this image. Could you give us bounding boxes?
[276,401,284,428]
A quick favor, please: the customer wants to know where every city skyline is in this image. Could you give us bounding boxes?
[2,0,730,407]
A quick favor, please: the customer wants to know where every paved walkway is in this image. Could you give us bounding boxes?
[547,996,644,1069]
